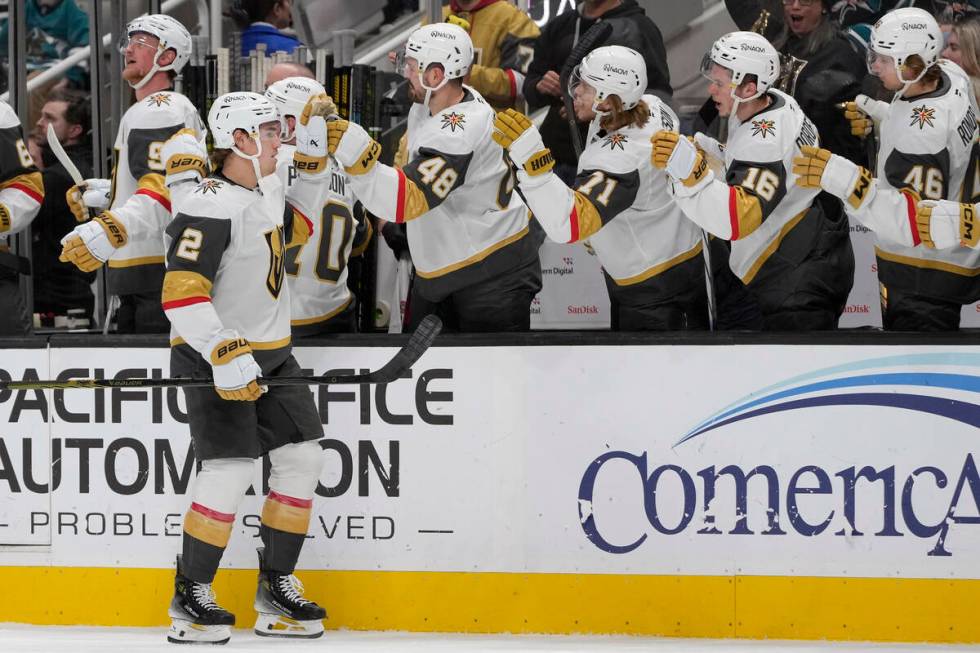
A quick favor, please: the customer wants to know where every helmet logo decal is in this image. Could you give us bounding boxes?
[909,105,936,129]
[751,118,776,138]
[440,112,466,132]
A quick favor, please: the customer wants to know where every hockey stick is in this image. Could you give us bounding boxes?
[558,21,613,157]
[0,314,443,391]
[46,123,85,184]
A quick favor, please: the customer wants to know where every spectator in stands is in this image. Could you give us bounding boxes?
[775,0,868,165]
[944,13,980,99]
[264,61,315,88]
[0,0,90,126]
[229,0,303,56]
[443,1,540,111]
[32,89,95,328]
[523,0,671,184]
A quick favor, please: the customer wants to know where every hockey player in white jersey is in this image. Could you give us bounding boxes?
[327,23,541,332]
[0,100,44,335]
[161,93,325,644]
[265,77,373,334]
[59,14,204,333]
[793,8,980,330]
[493,45,708,330]
[652,31,854,330]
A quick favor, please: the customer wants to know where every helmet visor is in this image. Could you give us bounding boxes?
[700,53,733,88]
[865,49,893,76]
[119,33,159,57]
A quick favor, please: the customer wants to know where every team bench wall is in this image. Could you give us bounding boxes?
[0,332,978,643]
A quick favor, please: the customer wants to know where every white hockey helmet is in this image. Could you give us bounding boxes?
[122,14,192,90]
[403,22,474,92]
[208,92,279,180]
[265,76,327,141]
[570,45,647,112]
[867,8,942,94]
[701,31,780,103]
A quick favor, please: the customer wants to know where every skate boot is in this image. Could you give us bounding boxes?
[253,547,326,638]
[167,555,235,645]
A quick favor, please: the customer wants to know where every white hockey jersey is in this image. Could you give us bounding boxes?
[0,101,43,242]
[105,91,204,295]
[347,85,538,300]
[277,145,372,335]
[517,95,703,298]
[162,172,310,374]
[671,89,823,284]
[853,62,980,303]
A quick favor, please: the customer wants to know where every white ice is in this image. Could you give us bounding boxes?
[0,625,978,653]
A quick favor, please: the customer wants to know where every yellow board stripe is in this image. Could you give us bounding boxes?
[0,567,978,643]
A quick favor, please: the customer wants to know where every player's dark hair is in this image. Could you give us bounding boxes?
[46,88,91,137]
[211,148,232,169]
[228,0,283,29]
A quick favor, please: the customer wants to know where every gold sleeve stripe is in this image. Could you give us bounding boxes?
[261,491,313,535]
[184,504,234,548]
[1,171,44,203]
[570,192,603,242]
[134,173,171,211]
[396,169,430,223]
[728,186,764,240]
[162,270,213,305]
[291,208,313,246]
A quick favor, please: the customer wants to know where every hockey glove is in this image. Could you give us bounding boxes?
[327,118,381,176]
[65,178,111,223]
[162,128,208,187]
[651,131,709,189]
[840,94,888,138]
[492,109,555,177]
[793,145,874,211]
[58,212,128,272]
[294,93,338,177]
[207,330,264,401]
[916,200,979,249]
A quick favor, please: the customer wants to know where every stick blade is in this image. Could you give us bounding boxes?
[369,314,443,384]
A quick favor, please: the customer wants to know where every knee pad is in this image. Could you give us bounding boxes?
[191,457,256,515]
[267,440,324,499]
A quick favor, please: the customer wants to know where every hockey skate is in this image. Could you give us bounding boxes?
[253,547,326,638]
[167,555,235,645]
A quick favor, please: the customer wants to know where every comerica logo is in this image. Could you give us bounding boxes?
[578,452,980,557]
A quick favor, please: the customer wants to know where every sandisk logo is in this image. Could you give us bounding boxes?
[902,22,927,30]
[603,64,628,75]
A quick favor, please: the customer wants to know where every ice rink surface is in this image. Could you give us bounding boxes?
[1,626,978,653]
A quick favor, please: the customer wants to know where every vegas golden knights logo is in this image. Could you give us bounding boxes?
[264,225,286,298]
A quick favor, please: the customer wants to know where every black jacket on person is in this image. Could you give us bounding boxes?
[523,0,672,168]
[33,141,95,317]
[781,27,868,167]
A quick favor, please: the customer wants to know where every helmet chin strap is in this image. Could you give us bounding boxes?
[893,60,927,100]
[129,47,175,90]
[587,97,609,144]
[421,75,449,115]
[232,134,265,191]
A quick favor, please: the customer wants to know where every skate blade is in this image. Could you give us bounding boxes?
[167,619,231,645]
[253,613,324,638]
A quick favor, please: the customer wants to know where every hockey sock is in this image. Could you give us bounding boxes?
[259,491,312,573]
[181,502,235,583]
